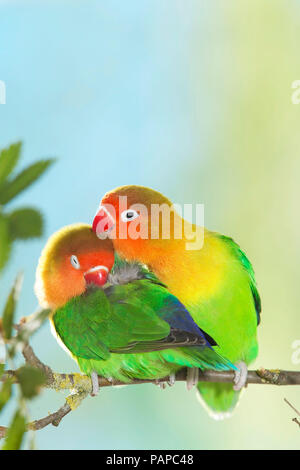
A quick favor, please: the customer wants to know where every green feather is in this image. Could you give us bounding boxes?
[216,234,261,325]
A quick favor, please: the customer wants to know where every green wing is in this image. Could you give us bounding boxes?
[104,280,213,353]
[52,278,215,361]
[217,234,261,325]
[52,287,171,361]
[53,290,111,361]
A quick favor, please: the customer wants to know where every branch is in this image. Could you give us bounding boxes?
[0,403,72,439]
[1,340,300,439]
[22,343,54,384]
[3,365,300,389]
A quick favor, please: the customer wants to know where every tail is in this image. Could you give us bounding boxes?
[183,347,240,420]
[196,382,241,420]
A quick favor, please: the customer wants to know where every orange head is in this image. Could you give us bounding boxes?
[35,223,114,309]
[92,185,183,265]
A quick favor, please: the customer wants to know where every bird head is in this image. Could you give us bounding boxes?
[35,223,114,309]
[92,185,182,265]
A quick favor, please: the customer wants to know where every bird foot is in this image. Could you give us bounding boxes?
[233,361,248,391]
[155,373,176,389]
[167,373,176,387]
[90,371,99,396]
[186,367,199,391]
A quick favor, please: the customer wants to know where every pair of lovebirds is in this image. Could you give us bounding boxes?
[35,185,260,419]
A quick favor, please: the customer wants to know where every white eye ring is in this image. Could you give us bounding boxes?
[70,255,80,270]
[120,209,139,223]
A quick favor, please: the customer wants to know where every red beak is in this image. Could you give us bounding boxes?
[84,266,109,287]
[92,206,115,237]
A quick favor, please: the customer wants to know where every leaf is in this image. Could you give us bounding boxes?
[0,158,55,205]
[2,273,23,340]
[0,379,12,412]
[0,142,22,185]
[0,214,11,273]
[7,208,43,240]
[16,365,46,399]
[2,409,26,450]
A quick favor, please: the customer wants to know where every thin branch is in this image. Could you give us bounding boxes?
[0,403,73,439]
[284,398,300,428]
[0,389,90,439]
[292,418,300,428]
[28,402,72,431]
[284,398,300,417]
[22,343,54,384]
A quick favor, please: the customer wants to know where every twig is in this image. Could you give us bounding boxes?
[284,398,300,417]
[292,418,300,428]
[0,403,73,439]
[22,343,54,384]
[28,402,72,431]
[284,397,300,429]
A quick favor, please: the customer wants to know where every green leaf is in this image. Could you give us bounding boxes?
[7,208,44,240]
[16,365,46,399]
[2,273,23,340]
[0,379,12,412]
[2,409,26,450]
[0,214,11,273]
[0,158,55,205]
[0,142,22,185]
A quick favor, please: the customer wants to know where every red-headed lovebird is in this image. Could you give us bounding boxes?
[35,223,235,395]
[92,186,261,417]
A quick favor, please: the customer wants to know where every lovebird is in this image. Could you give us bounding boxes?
[35,223,235,395]
[92,185,261,417]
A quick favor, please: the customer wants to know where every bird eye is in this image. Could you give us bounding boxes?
[120,209,139,223]
[70,255,80,270]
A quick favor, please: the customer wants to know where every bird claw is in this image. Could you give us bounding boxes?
[155,373,176,389]
[90,371,99,396]
[233,361,248,391]
[186,367,199,391]
[167,373,176,387]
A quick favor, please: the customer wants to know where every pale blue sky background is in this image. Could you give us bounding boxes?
[1,0,300,450]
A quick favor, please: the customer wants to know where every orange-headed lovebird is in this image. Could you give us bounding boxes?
[92,186,261,418]
[35,223,235,395]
